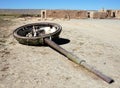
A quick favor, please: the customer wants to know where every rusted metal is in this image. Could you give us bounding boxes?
[44,38,114,84]
[81,62,114,83]
[13,22,62,45]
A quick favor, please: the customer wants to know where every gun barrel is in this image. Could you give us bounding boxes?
[44,38,114,84]
[81,62,114,83]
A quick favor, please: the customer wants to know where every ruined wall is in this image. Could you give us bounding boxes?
[92,12,107,19]
[0,9,120,19]
[46,10,88,19]
[106,10,113,18]
[98,9,116,18]
[46,9,120,19]
[104,10,116,18]
[116,10,120,19]
[87,11,96,18]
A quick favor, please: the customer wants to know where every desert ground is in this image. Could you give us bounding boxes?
[0,17,120,88]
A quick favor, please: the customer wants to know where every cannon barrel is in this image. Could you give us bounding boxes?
[44,38,114,84]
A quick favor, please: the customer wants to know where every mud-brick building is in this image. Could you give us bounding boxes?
[0,9,120,19]
[106,10,116,18]
[99,9,116,18]
[104,10,120,19]
[87,10,107,19]
[46,10,88,19]
[116,10,120,19]
[93,12,107,19]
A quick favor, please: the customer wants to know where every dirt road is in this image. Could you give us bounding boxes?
[0,18,120,88]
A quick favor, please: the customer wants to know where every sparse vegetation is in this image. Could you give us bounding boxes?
[0,16,12,27]
[0,16,13,40]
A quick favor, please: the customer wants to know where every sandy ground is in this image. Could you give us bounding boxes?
[0,17,120,88]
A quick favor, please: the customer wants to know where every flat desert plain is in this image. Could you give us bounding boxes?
[0,18,120,88]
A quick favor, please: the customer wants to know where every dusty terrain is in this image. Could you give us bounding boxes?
[0,17,120,88]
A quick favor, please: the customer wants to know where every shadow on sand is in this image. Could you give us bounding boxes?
[52,38,70,45]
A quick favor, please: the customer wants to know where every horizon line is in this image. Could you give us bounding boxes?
[0,8,119,11]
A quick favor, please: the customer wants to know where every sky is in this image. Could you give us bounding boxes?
[0,0,120,10]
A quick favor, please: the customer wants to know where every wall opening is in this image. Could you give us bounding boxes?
[88,12,90,18]
[113,12,116,17]
[42,11,45,18]
[41,10,46,20]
